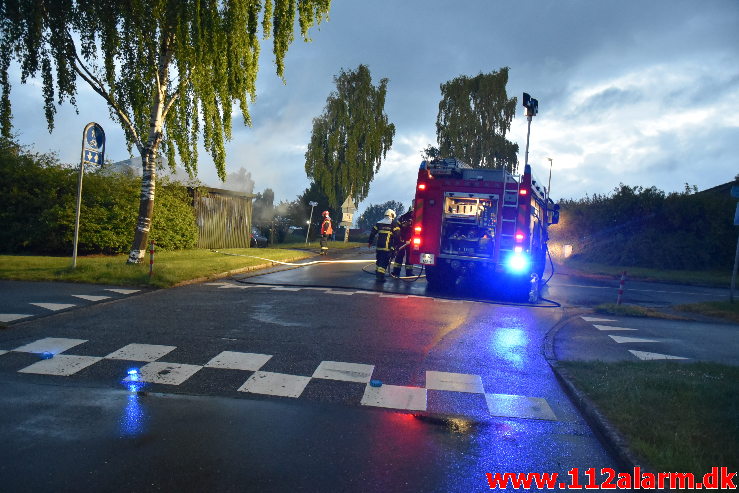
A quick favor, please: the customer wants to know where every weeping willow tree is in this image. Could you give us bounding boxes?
[304,64,395,213]
[0,0,331,263]
[436,67,519,173]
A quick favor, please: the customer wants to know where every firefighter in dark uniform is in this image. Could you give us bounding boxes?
[320,211,332,255]
[368,209,399,281]
[391,206,414,277]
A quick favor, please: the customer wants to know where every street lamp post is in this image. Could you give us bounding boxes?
[522,92,538,170]
[305,201,318,244]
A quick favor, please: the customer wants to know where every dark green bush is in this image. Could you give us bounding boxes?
[0,138,197,254]
[551,183,737,270]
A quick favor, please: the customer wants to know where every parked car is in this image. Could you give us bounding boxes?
[250,227,268,248]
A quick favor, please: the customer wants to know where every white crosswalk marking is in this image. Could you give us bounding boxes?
[313,361,374,383]
[4,336,559,420]
[205,351,272,371]
[485,394,557,421]
[629,350,688,361]
[426,371,484,393]
[0,314,32,323]
[72,294,111,302]
[608,335,658,344]
[593,324,637,331]
[105,343,176,362]
[19,355,102,376]
[30,302,76,311]
[13,337,87,354]
[361,384,427,411]
[127,362,202,385]
[581,316,617,322]
[238,371,311,398]
[104,288,140,295]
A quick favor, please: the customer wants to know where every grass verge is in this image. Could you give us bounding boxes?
[0,248,313,288]
[594,303,689,320]
[559,360,739,475]
[560,259,730,288]
[674,301,739,324]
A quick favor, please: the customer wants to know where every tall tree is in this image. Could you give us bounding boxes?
[0,0,331,263]
[436,67,519,173]
[304,64,395,213]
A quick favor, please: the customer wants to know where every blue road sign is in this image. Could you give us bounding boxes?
[82,123,105,166]
[85,124,105,152]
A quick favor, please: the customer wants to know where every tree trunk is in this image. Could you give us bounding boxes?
[126,35,173,264]
[127,147,157,263]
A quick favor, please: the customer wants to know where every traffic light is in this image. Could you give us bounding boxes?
[523,92,538,117]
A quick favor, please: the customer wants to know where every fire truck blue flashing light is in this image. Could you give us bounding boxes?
[507,252,529,273]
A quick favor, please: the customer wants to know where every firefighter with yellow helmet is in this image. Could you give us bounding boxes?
[368,209,400,281]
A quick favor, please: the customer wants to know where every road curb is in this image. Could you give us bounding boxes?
[543,311,651,473]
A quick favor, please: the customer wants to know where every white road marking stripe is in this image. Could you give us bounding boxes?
[593,325,637,331]
[485,394,557,421]
[126,361,202,385]
[13,337,87,354]
[629,350,688,361]
[581,316,617,322]
[0,313,33,323]
[72,294,111,302]
[19,355,102,376]
[313,361,374,383]
[30,302,76,311]
[104,288,140,295]
[608,335,658,344]
[205,351,272,371]
[361,384,427,411]
[105,343,177,362]
[426,371,484,393]
[238,371,311,398]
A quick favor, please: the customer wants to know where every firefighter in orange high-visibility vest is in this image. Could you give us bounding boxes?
[368,209,399,281]
[320,211,333,255]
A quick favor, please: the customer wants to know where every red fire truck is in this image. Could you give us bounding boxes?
[408,157,559,300]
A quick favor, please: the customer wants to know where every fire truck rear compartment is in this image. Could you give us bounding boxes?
[440,193,498,259]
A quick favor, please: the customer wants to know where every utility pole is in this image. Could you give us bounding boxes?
[547,157,553,200]
[305,201,318,245]
[730,185,739,302]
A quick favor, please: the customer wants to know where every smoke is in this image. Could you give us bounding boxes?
[221,166,255,194]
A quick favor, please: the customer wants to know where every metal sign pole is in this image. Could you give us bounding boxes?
[731,231,739,303]
[71,144,86,268]
[306,201,318,244]
[72,122,105,268]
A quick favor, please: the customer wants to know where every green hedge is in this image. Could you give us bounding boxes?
[0,139,197,254]
[550,184,737,270]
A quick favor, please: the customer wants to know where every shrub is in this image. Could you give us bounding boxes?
[0,138,197,254]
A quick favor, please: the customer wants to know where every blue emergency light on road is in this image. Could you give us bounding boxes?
[40,351,54,359]
[127,368,140,380]
[506,252,529,273]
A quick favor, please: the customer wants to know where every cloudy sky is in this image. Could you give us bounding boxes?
[9,0,739,217]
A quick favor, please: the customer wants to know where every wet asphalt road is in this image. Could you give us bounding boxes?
[4,249,727,491]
